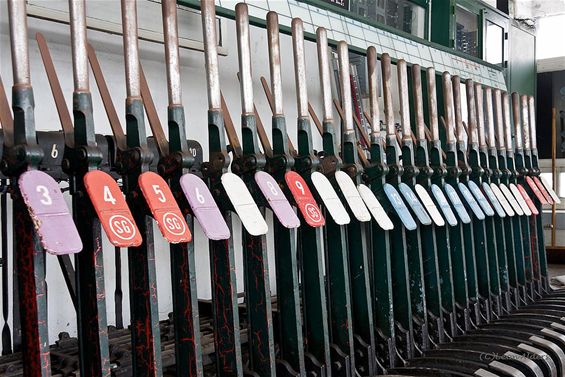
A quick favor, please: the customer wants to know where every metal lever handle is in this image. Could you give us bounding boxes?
[337,41,354,134]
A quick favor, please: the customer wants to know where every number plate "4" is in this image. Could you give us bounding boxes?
[180,174,230,240]
[285,171,325,227]
[84,170,142,247]
[139,172,192,243]
[19,170,82,255]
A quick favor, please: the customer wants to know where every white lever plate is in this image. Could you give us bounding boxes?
[489,183,515,217]
[414,184,445,227]
[457,183,485,220]
[311,172,350,225]
[430,184,457,227]
[383,183,417,230]
[334,171,371,222]
[539,175,561,204]
[221,172,268,236]
[499,183,524,216]
[357,184,394,230]
[444,183,471,224]
[398,183,432,226]
[509,183,532,216]
[481,182,506,218]
[468,181,494,217]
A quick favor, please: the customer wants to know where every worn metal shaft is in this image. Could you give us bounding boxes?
[411,64,425,141]
[520,94,530,150]
[442,72,456,144]
[292,18,308,118]
[317,28,333,122]
[367,46,380,133]
[201,0,221,110]
[528,96,537,151]
[69,0,89,91]
[502,92,513,152]
[494,89,506,151]
[427,67,439,142]
[235,3,253,114]
[484,87,495,149]
[337,41,354,133]
[162,0,182,105]
[465,79,477,145]
[475,83,486,148]
[397,60,411,141]
[121,0,140,98]
[381,53,395,136]
[8,0,31,85]
[267,11,283,116]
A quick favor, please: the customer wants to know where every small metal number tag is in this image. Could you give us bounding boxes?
[255,171,300,229]
[285,171,325,227]
[357,184,394,230]
[399,183,432,226]
[335,171,371,222]
[517,184,538,215]
[526,176,549,205]
[458,183,485,220]
[468,181,494,217]
[490,183,515,217]
[500,183,524,216]
[509,183,532,216]
[221,173,268,236]
[310,172,350,226]
[179,174,230,240]
[414,184,445,227]
[383,183,417,230]
[19,170,83,255]
[84,170,142,247]
[139,172,192,243]
[444,183,471,224]
[481,182,506,218]
[431,184,457,226]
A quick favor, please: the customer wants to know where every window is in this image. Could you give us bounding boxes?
[455,5,479,57]
[349,0,426,38]
[485,20,504,66]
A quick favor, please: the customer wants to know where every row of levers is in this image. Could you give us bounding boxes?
[1,0,563,377]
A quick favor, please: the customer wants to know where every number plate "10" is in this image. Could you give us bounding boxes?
[84,170,142,247]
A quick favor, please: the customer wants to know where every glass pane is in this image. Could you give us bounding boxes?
[455,6,479,57]
[485,21,504,66]
[349,0,426,38]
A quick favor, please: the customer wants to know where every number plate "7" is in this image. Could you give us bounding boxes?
[84,170,142,247]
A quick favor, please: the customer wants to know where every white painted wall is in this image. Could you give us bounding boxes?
[0,0,331,352]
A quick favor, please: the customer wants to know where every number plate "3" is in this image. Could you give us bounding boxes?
[139,172,192,243]
[19,170,82,255]
[84,170,142,247]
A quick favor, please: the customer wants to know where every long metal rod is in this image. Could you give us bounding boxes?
[502,92,513,152]
[381,54,395,136]
[465,79,477,145]
[266,12,283,116]
[367,46,380,134]
[427,68,439,143]
[69,0,89,92]
[452,76,465,146]
[442,72,456,145]
[528,96,537,151]
[337,41,354,133]
[8,0,30,85]
[411,64,425,142]
[484,87,495,149]
[121,0,140,98]
[397,60,411,141]
[292,18,308,118]
[201,0,221,110]
[475,83,486,148]
[494,89,506,151]
[162,0,182,106]
[521,95,531,151]
[317,28,333,123]
[511,92,523,150]
[235,3,253,115]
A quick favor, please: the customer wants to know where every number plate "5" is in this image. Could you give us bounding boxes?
[139,172,192,243]
[19,170,82,255]
[84,170,142,247]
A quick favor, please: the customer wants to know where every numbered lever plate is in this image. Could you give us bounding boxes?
[84,170,142,247]
[468,181,495,217]
[517,184,539,215]
[444,183,471,224]
[255,171,300,229]
[537,176,560,204]
[310,172,350,226]
[500,183,524,216]
[525,177,549,205]
[509,183,532,216]
[533,177,554,204]
[490,183,515,217]
[335,171,371,222]
[221,173,268,236]
[19,170,82,255]
[398,183,432,226]
[481,182,506,218]
[383,183,417,231]
[414,184,445,227]
[430,184,457,226]
[139,172,192,243]
[179,174,230,240]
[357,184,394,230]
[285,171,325,227]
[458,183,485,220]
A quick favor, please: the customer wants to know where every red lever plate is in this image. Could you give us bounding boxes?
[19,170,82,255]
[533,176,555,204]
[517,184,539,215]
[525,177,548,205]
[84,170,142,247]
[285,171,325,227]
[139,172,192,243]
